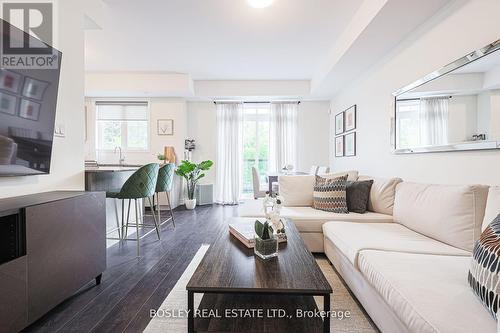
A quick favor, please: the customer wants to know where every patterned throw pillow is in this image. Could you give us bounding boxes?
[346,180,374,214]
[468,214,500,319]
[313,175,348,213]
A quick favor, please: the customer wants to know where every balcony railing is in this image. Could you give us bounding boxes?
[243,158,268,193]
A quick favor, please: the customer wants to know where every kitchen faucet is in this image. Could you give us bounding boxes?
[114,146,125,166]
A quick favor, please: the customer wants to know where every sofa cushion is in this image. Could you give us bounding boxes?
[291,209,393,233]
[313,175,348,213]
[239,202,393,232]
[322,170,359,182]
[469,214,500,319]
[278,175,315,206]
[322,222,470,267]
[346,180,373,214]
[358,251,496,333]
[483,186,500,231]
[393,182,489,252]
[357,176,402,215]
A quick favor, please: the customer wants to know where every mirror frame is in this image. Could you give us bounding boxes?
[392,39,500,154]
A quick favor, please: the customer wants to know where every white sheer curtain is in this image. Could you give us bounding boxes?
[269,102,298,172]
[419,97,449,146]
[215,102,243,205]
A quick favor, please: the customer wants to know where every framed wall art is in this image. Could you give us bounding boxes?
[344,105,356,132]
[0,69,22,94]
[345,132,356,156]
[335,111,344,135]
[19,99,41,121]
[335,136,344,157]
[22,77,49,100]
[158,119,174,135]
[0,92,18,116]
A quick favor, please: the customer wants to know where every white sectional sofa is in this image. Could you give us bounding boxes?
[239,171,398,252]
[239,172,500,333]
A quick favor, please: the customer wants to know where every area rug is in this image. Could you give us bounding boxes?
[144,245,378,333]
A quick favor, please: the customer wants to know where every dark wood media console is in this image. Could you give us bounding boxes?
[0,191,106,333]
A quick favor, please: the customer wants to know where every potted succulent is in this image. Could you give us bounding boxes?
[175,160,213,210]
[254,220,278,260]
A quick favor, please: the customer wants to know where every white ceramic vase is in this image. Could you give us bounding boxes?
[185,198,197,210]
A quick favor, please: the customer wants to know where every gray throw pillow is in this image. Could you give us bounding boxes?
[346,180,373,214]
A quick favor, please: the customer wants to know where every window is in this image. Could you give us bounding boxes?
[242,103,270,196]
[396,99,420,149]
[96,101,149,151]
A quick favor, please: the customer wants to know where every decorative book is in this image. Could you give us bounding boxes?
[229,219,287,249]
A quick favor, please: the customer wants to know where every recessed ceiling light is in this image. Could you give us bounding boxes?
[247,0,273,9]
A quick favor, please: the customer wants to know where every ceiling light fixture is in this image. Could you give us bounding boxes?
[247,0,273,9]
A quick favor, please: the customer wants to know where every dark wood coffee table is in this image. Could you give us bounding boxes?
[186,218,332,332]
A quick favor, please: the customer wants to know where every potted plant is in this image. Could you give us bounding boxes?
[175,160,213,210]
[157,153,166,164]
[254,220,278,260]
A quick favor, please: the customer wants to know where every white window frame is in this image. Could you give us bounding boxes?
[95,99,151,153]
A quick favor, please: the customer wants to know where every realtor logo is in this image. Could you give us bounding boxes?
[0,1,58,69]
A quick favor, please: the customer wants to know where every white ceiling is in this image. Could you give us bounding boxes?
[85,0,363,80]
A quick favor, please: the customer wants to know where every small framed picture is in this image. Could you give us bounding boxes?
[158,119,174,135]
[0,92,18,115]
[345,132,356,157]
[19,99,41,121]
[335,112,344,135]
[335,136,344,157]
[0,69,22,94]
[22,77,49,100]
[345,105,356,132]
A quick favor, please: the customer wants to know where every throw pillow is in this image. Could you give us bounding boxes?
[468,214,500,319]
[346,180,374,214]
[313,175,348,213]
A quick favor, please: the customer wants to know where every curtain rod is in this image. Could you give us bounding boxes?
[213,100,301,104]
[397,96,452,102]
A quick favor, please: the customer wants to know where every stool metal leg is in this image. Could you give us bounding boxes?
[114,199,122,239]
[135,199,140,257]
[156,192,161,223]
[147,196,161,240]
[166,191,175,228]
[120,199,124,239]
[125,199,131,238]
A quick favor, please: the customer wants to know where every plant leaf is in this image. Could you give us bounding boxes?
[254,220,264,238]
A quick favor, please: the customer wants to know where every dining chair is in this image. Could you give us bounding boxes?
[317,166,330,174]
[106,163,160,257]
[0,135,18,165]
[153,163,176,228]
[309,165,319,175]
[252,167,267,199]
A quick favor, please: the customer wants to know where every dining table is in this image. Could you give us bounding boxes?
[267,171,308,194]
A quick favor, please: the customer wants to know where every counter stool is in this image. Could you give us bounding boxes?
[154,163,176,228]
[106,163,160,256]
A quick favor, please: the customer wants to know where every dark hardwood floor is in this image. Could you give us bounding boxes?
[23,204,239,333]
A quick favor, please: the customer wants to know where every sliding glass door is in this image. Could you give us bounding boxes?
[242,103,270,197]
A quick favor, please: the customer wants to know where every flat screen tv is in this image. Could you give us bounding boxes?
[0,19,62,176]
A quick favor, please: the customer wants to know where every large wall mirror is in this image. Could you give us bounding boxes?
[393,40,500,153]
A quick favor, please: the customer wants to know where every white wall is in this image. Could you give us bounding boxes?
[477,91,491,137]
[0,0,87,198]
[330,0,500,185]
[296,101,330,171]
[186,102,217,185]
[447,95,477,143]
